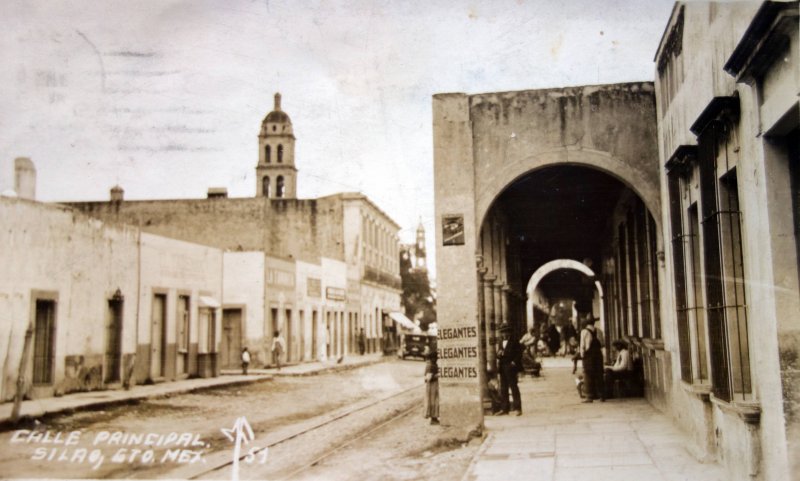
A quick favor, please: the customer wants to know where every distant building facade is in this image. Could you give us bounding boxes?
[67,94,403,368]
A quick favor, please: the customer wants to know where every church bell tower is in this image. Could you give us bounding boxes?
[256,93,297,198]
[414,220,427,271]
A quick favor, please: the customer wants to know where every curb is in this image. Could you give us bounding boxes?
[0,375,274,432]
[460,431,494,481]
[0,356,389,431]
[220,354,388,378]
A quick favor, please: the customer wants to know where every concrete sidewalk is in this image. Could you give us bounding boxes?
[0,353,385,428]
[463,357,726,481]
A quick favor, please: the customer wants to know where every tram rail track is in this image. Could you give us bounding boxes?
[170,382,424,480]
[278,400,419,480]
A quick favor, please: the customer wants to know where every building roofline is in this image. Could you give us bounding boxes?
[464,81,655,101]
[724,0,799,79]
[654,2,683,63]
[320,192,402,232]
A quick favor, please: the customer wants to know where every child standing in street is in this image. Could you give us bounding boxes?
[241,347,251,375]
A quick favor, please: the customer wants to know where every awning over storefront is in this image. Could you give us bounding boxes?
[388,311,416,330]
[199,296,221,308]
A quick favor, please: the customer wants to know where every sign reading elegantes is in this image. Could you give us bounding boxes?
[437,322,479,382]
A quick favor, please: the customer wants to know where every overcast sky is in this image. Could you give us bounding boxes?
[1,0,677,276]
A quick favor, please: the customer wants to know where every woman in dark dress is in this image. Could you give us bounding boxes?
[424,344,440,425]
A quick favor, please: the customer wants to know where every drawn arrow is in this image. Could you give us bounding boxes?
[221,416,255,481]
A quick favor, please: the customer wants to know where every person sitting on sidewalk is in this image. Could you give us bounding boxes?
[604,339,634,397]
[520,327,537,358]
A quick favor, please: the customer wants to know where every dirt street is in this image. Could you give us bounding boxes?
[0,359,460,479]
[285,405,482,481]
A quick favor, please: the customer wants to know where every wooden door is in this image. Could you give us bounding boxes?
[221,309,242,369]
[151,294,167,378]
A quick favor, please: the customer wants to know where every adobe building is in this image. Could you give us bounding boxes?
[67,93,403,367]
[0,196,224,401]
[432,2,798,480]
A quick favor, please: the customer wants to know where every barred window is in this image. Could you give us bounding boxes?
[668,153,710,385]
[687,204,709,382]
[668,171,693,382]
[700,122,751,402]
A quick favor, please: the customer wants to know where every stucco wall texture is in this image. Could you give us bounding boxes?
[67,196,345,265]
[469,83,660,227]
[0,198,140,400]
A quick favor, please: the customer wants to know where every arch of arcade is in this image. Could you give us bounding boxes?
[432,83,666,433]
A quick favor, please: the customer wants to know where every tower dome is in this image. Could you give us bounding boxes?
[256,92,297,199]
[260,93,293,136]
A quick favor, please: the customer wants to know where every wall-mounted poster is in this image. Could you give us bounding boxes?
[442,215,464,246]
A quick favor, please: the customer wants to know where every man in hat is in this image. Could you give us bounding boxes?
[579,317,605,402]
[496,323,523,415]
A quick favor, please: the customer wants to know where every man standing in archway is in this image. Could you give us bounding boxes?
[497,323,523,415]
[580,318,605,403]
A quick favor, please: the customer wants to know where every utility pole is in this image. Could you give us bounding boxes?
[11,324,34,423]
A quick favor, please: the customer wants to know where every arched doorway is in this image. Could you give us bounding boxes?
[432,83,665,428]
[476,164,661,387]
[526,259,605,333]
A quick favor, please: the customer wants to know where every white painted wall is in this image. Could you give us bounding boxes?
[224,251,266,348]
[0,198,139,399]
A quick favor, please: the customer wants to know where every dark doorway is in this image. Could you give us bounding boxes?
[221,309,243,369]
[33,299,56,385]
[105,294,123,383]
[151,294,167,378]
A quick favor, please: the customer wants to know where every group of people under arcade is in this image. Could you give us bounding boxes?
[486,314,638,413]
[520,321,580,359]
[421,310,640,425]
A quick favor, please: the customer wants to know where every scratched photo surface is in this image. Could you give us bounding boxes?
[1,1,761,480]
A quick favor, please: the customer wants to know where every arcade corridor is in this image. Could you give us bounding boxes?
[477,165,664,403]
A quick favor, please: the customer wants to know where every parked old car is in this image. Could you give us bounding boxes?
[398,333,436,360]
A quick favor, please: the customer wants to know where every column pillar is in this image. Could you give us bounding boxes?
[484,275,497,375]
[476,256,489,409]
[494,280,505,328]
[492,280,503,374]
[501,284,511,330]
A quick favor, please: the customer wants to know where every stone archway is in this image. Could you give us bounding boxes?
[476,148,662,240]
[525,259,605,334]
[432,82,662,433]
